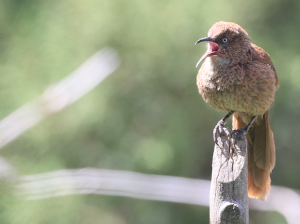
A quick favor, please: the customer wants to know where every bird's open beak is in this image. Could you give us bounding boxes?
[195,37,220,67]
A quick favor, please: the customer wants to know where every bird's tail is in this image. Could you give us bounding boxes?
[232,111,275,200]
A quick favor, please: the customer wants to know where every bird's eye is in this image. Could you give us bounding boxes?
[222,37,228,43]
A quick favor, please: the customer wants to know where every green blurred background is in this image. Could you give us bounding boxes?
[0,0,298,223]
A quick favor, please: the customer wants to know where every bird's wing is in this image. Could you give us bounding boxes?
[250,43,280,90]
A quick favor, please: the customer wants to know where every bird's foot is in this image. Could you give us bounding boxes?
[231,128,247,144]
[213,120,225,146]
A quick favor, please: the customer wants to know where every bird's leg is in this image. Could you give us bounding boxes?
[213,111,235,145]
[231,115,258,144]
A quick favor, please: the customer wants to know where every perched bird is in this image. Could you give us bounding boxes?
[195,21,279,200]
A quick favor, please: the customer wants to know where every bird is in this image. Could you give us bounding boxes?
[195,21,279,200]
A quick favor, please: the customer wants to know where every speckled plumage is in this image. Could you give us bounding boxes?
[196,22,279,200]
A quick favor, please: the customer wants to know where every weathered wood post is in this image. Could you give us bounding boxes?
[210,127,249,224]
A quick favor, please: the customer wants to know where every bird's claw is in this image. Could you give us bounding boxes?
[213,120,224,146]
[231,128,247,144]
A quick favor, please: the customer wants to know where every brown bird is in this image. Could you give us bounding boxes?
[195,21,279,200]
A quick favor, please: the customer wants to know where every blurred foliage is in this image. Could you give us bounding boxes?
[0,0,298,223]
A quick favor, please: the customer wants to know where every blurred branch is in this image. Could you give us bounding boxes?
[0,48,120,149]
[10,167,300,224]
[15,168,210,206]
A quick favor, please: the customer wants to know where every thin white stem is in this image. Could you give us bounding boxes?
[0,48,120,149]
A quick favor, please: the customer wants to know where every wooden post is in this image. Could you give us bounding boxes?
[210,127,249,224]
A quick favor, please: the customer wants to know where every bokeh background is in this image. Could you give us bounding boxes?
[0,0,298,223]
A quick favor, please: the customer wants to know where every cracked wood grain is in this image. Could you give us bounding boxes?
[210,127,249,224]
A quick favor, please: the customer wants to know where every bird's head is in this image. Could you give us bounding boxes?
[195,21,251,67]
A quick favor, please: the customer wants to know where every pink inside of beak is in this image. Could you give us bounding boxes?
[196,42,220,68]
[209,42,219,52]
